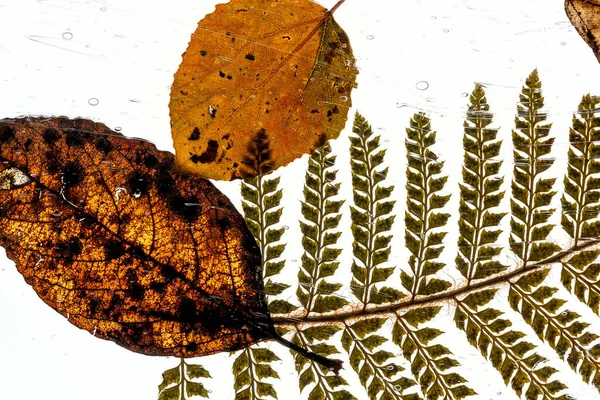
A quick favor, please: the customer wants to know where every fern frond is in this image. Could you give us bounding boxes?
[342,318,419,400]
[456,84,508,284]
[233,347,281,400]
[562,94,600,243]
[237,131,297,399]
[510,69,560,264]
[350,112,404,306]
[402,112,452,299]
[562,249,600,315]
[393,307,475,399]
[158,359,211,400]
[240,130,296,314]
[509,268,600,391]
[292,326,356,399]
[455,290,568,399]
[297,142,348,314]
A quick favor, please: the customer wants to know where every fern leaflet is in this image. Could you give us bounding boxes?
[235,130,295,400]
[402,112,452,299]
[350,112,404,306]
[456,84,507,284]
[158,359,211,400]
[510,69,561,263]
[297,141,348,314]
[455,290,568,399]
[292,326,356,400]
[509,269,600,392]
[393,307,475,400]
[561,94,600,243]
[342,318,419,400]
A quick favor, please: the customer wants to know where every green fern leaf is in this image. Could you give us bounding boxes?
[233,347,280,400]
[296,142,348,315]
[237,131,297,400]
[158,359,211,400]
[509,268,600,391]
[510,69,560,264]
[393,307,474,399]
[403,112,452,298]
[341,318,419,399]
[562,94,600,243]
[292,327,356,399]
[456,84,508,284]
[350,112,404,306]
[455,290,568,399]
[562,249,600,316]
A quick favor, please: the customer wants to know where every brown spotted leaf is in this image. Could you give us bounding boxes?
[169,0,358,180]
[0,116,272,358]
[566,0,600,62]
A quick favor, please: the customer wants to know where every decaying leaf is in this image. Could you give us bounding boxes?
[566,0,600,62]
[0,117,341,371]
[169,0,358,180]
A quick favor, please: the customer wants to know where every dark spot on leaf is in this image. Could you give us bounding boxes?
[89,298,99,315]
[219,71,226,78]
[160,264,178,280]
[60,161,84,187]
[143,154,158,169]
[150,281,167,292]
[190,140,219,164]
[127,171,149,197]
[127,284,144,301]
[94,136,113,155]
[0,125,15,143]
[185,342,199,352]
[65,131,84,147]
[104,239,126,260]
[188,127,201,141]
[180,90,188,96]
[200,50,207,56]
[245,53,255,61]
[311,109,320,114]
[177,298,197,323]
[42,128,60,145]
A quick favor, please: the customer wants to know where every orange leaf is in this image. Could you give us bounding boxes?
[566,0,600,63]
[0,117,270,358]
[169,0,358,180]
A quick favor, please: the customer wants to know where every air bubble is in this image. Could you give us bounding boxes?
[431,16,437,20]
[443,28,450,33]
[62,32,73,40]
[51,212,61,218]
[291,259,297,262]
[283,225,289,230]
[340,96,348,102]
[560,42,566,46]
[115,126,122,132]
[366,35,374,40]
[88,98,99,106]
[461,92,469,97]
[100,7,107,11]
[416,81,429,91]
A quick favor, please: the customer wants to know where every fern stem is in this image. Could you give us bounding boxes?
[179,358,186,400]
[272,239,600,326]
[246,349,260,400]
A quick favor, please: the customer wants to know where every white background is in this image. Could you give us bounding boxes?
[1,0,600,399]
